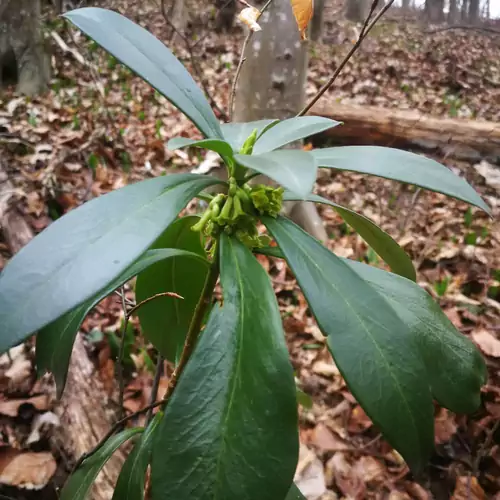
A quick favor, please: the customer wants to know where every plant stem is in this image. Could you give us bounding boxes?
[117,287,128,420]
[297,0,395,117]
[161,245,220,404]
[146,354,164,424]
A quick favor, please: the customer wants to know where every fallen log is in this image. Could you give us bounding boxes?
[309,103,500,163]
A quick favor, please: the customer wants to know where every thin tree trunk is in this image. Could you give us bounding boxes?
[346,0,368,21]
[310,0,325,42]
[467,0,480,23]
[234,0,328,242]
[0,0,50,95]
[460,0,469,21]
[448,0,459,23]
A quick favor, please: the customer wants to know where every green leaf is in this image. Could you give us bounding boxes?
[151,235,298,500]
[220,119,279,152]
[312,146,490,214]
[252,116,340,154]
[264,216,434,472]
[112,412,163,500]
[36,248,204,397]
[60,427,143,500]
[234,150,317,197]
[0,173,219,354]
[167,137,234,158]
[296,388,313,409]
[284,484,306,500]
[344,259,487,414]
[136,217,209,361]
[64,8,222,139]
[284,192,416,281]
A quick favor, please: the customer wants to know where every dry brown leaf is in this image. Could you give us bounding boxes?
[238,7,262,32]
[471,329,500,357]
[452,476,485,500]
[351,456,385,485]
[0,449,56,490]
[312,423,348,452]
[0,394,49,417]
[434,408,458,445]
[291,0,313,40]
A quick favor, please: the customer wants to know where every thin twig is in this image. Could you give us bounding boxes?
[127,292,183,318]
[472,418,500,475]
[146,355,164,424]
[192,0,236,49]
[72,397,167,472]
[117,287,128,420]
[297,0,395,117]
[229,0,274,120]
[359,0,380,38]
[73,255,220,473]
[157,0,229,121]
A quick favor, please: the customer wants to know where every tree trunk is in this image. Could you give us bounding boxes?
[467,0,480,23]
[448,0,459,23]
[233,0,328,242]
[215,0,236,33]
[166,0,187,43]
[346,0,368,21]
[310,0,325,42]
[425,0,444,22]
[402,0,411,12]
[0,0,50,95]
[460,0,469,21]
[309,102,500,162]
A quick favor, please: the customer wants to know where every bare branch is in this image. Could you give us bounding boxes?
[146,355,164,424]
[229,0,275,120]
[298,0,395,117]
[116,287,128,420]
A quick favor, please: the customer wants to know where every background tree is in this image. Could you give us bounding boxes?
[425,0,444,22]
[310,0,325,41]
[216,0,237,32]
[0,0,50,95]
[233,0,328,241]
[468,0,480,23]
[448,0,459,23]
[346,0,369,22]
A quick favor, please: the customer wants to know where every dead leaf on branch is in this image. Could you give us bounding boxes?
[291,0,314,40]
[238,7,262,32]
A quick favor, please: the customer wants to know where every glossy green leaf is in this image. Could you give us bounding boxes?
[36,248,205,398]
[167,137,234,158]
[284,192,416,281]
[64,8,222,139]
[252,116,340,154]
[284,484,306,500]
[256,244,485,414]
[264,216,434,472]
[151,235,298,500]
[296,388,313,409]
[234,150,317,197]
[312,146,490,214]
[344,259,487,414]
[60,427,143,500]
[136,217,209,361]
[220,119,279,152]
[112,412,163,500]
[0,173,219,354]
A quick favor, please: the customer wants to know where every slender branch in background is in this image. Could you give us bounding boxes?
[359,0,379,37]
[425,25,500,35]
[229,0,274,120]
[117,287,128,420]
[297,0,395,117]
[157,0,229,121]
[146,354,164,424]
[127,291,183,318]
[191,0,236,49]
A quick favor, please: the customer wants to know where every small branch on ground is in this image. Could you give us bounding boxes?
[117,287,128,420]
[425,25,500,35]
[297,0,395,117]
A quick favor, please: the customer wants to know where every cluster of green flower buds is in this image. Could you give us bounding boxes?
[192,178,284,249]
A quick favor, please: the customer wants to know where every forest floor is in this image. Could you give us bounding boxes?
[0,0,500,498]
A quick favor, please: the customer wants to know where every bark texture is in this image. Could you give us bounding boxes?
[54,335,125,500]
[234,0,328,242]
[0,0,50,95]
[310,0,326,42]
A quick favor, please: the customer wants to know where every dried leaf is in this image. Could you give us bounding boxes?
[472,329,500,357]
[291,0,314,40]
[0,449,56,490]
[0,394,49,417]
[238,7,262,32]
[452,476,485,500]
